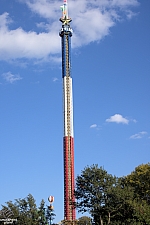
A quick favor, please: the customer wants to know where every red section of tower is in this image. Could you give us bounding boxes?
[59,0,76,221]
[63,137,75,220]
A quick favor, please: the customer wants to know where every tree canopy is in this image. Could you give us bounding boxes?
[75,163,150,225]
[125,163,150,204]
[0,194,56,225]
[78,216,92,225]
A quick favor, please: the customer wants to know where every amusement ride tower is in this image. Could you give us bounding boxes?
[59,0,76,222]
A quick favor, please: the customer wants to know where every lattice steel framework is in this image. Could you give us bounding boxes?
[59,0,76,221]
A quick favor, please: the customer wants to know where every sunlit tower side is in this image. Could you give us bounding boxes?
[59,0,76,222]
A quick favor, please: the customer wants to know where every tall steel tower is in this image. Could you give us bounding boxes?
[59,0,76,222]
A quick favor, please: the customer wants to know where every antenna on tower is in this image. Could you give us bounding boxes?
[60,0,72,24]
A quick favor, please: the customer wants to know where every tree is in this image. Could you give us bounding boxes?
[0,194,56,225]
[0,194,37,224]
[123,163,150,224]
[78,216,92,225]
[38,199,48,225]
[125,163,150,204]
[75,164,150,225]
[46,205,56,225]
[75,164,118,225]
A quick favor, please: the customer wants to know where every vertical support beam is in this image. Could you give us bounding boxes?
[59,1,76,221]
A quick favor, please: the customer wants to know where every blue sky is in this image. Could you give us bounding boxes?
[0,0,150,223]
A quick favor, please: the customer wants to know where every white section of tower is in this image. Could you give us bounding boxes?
[63,76,74,137]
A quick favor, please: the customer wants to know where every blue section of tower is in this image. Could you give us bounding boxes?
[59,23,72,78]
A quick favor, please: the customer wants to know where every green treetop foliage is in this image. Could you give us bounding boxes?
[77,216,92,225]
[124,162,150,204]
[75,165,118,224]
[0,194,56,225]
[46,205,56,225]
[74,164,150,225]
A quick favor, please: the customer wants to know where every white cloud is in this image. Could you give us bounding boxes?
[106,114,129,124]
[2,72,22,83]
[90,124,97,128]
[0,13,60,61]
[125,10,138,19]
[53,77,58,82]
[24,0,60,20]
[0,12,12,29]
[0,0,139,63]
[130,131,147,139]
[132,119,137,123]
[140,131,147,135]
